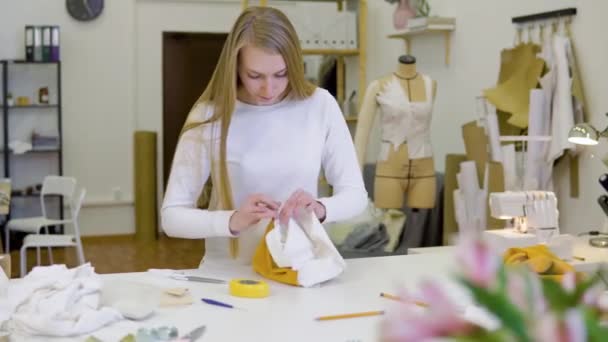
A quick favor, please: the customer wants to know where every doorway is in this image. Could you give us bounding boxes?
[162,32,227,189]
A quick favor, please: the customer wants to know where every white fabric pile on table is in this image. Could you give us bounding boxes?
[0,263,122,337]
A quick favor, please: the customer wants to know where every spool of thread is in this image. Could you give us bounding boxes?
[229,279,270,298]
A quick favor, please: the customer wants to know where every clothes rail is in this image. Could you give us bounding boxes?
[512,8,577,24]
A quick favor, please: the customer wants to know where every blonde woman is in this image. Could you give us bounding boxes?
[161,6,367,266]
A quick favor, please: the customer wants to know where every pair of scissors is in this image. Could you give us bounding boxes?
[180,325,206,341]
[169,274,226,284]
[148,269,226,284]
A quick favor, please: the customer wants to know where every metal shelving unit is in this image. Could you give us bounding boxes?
[0,60,64,237]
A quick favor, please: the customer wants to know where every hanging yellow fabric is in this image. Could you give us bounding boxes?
[484,43,545,129]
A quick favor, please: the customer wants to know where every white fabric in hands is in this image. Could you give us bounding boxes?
[265,209,346,287]
[4,263,122,337]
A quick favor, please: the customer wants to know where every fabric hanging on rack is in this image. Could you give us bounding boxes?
[502,144,517,191]
[548,33,577,162]
[481,17,584,197]
[493,41,531,138]
[564,22,587,123]
[476,97,502,163]
[486,108,503,163]
[484,43,545,129]
[523,89,553,191]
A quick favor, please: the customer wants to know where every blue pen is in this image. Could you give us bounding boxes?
[201,298,235,309]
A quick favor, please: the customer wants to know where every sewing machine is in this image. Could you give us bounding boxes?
[489,191,558,235]
[485,191,571,257]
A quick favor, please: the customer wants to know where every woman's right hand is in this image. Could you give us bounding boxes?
[229,194,280,235]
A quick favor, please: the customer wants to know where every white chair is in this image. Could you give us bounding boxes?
[20,187,86,277]
[6,176,77,262]
[3,176,78,269]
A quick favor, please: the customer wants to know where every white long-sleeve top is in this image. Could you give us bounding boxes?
[161,88,368,265]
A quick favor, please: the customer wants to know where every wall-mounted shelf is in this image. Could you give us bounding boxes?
[388,17,456,66]
[248,0,367,118]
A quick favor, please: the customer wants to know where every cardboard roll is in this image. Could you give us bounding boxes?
[229,279,270,298]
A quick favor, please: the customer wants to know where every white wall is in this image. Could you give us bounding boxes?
[0,0,137,236]
[1,0,606,236]
[365,0,608,235]
[135,0,242,216]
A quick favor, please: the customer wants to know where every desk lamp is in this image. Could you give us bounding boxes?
[568,115,608,146]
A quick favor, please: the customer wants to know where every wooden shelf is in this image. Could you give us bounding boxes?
[250,0,367,130]
[302,48,359,56]
[251,0,345,9]
[344,116,358,122]
[388,19,456,66]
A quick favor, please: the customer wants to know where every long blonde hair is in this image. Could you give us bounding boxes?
[182,6,316,257]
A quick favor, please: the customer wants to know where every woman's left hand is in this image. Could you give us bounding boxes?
[279,189,326,226]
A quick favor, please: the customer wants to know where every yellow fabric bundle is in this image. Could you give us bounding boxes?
[503,244,574,282]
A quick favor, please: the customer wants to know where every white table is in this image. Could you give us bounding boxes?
[19,253,461,342]
[16,238,608,342]
[410,235,608,275]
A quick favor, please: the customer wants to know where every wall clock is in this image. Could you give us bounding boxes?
[66,0,104,22]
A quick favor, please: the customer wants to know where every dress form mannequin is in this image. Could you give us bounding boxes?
[354,55,437,210]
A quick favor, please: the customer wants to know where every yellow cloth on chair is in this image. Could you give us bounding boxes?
[503,244,574,282]
[252,220,300,286]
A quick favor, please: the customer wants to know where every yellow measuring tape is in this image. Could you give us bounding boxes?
[229,279,270,298]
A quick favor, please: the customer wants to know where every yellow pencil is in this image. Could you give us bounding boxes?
[315,310,384,321]
[380,292,428,307]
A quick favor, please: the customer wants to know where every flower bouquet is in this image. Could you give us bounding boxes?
[382,237,608,341]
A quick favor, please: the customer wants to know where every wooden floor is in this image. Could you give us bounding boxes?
[6,234,205,278]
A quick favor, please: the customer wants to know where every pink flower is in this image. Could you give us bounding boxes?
[582,282,605,308]
[382,281,477,341]
[506,269,546,316]
[535,309,586,342]
[456,237,501,288]
[561,272,577,293]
